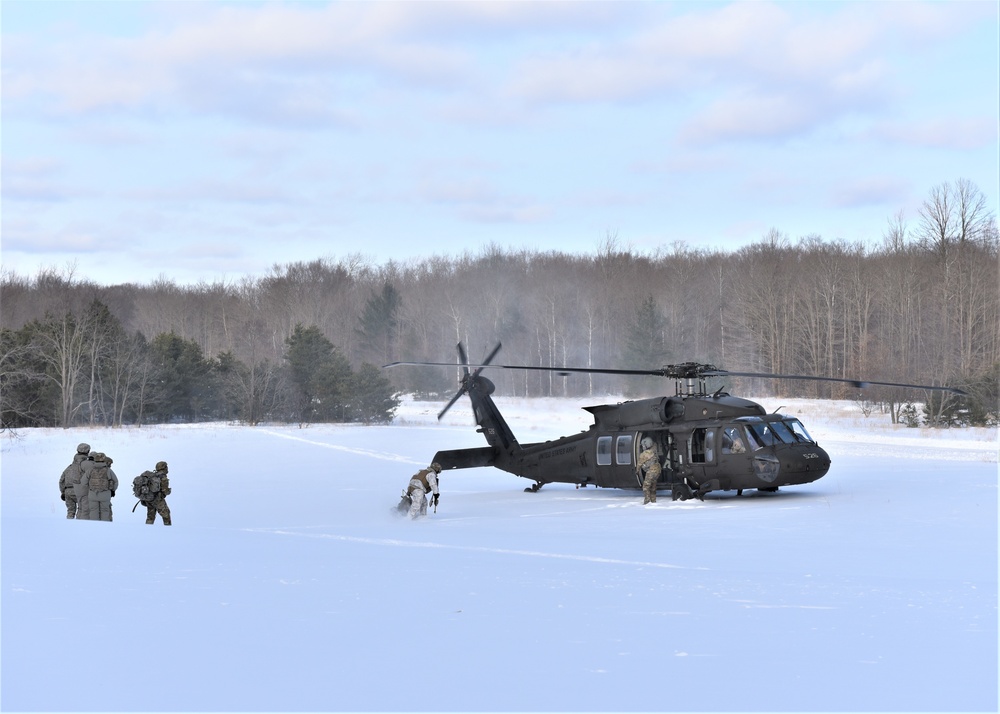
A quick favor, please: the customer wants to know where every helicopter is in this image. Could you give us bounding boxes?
[385,343,966,501]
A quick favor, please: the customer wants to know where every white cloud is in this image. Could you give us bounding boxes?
[869,117,998,151]
[679,91,820,146]
[831,177,911,209]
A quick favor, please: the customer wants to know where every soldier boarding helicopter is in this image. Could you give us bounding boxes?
[385,343,966,501]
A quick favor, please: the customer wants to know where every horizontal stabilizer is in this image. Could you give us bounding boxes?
[433,447,496,470]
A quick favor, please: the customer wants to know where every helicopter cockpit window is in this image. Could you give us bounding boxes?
[596,436,612,466]
[721,427,747,454]
[770,420,796,444]
[784,418,815,443]
[616,435,633,465]
[745,423,777,450]
[745,422,797,449]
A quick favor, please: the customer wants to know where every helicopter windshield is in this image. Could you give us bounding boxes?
[742,420,795,450]
[770,420,796,444]
[784,418,815,443]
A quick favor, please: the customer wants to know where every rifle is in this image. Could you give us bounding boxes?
[132,500,142,513]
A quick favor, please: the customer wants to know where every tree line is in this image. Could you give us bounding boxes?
[2,178,997,429]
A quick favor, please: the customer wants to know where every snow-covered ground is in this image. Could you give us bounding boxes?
[2,395,996,712]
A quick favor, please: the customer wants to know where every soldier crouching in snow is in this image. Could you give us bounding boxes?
[403,462,441,519]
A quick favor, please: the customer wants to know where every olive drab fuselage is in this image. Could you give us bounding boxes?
[432,383,830,496]
[388,344,961,500]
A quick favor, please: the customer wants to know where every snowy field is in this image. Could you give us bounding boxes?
[2,395,997,712]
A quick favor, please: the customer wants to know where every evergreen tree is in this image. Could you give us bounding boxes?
[624,295,667,368]
[284,323,354,423]
[356,282,401,364]
[349,362,401,424]
[148,333,221,422]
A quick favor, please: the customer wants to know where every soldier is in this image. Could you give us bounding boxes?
[143,461,172,526]
[405,462,441,519]
[86,452,119,522]
[637,436,661,505]
[58,443,90,519]
[76,450,96,519]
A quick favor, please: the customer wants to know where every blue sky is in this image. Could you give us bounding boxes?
[2,0,997,286]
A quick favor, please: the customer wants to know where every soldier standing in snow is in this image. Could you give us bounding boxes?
[142,461,172,526]
[58,443,90,519]
[637,436,661,504]
[405,462,441,518]
[86,452,119,521]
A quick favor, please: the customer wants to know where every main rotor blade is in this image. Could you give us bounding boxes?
[384,343,504,374]
[383,360,469,369]
[704,370,967,396]
[468,362,968,396]
[383,357,966,396]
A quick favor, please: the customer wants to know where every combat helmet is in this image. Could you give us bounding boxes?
[430,462,442,474]
[641,437,654,450]
[77,443,91,454]
[156,461,168,472]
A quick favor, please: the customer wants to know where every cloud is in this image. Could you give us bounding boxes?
[1,157,68,202]
[123,180,296,206]
[0,221,104,255]
[416,176,550,225]
[678,91,822,146]
[831,177,911,209]
[868,117,998,151]
[460,203,551,224]
[3,3,474,124]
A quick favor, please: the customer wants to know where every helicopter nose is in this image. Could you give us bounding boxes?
[783,446,831,479]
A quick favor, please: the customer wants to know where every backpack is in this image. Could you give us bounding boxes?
[89,463,110,492]
[132,471,161,501]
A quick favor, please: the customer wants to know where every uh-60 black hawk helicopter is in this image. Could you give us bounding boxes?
[386,343,966,501]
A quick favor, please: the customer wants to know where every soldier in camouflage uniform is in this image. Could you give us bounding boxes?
[406,462,441,518]
[86,452,119,522]
[637,436,661,504]
[58,443,90,519]
[144,461,172,526]
[76,450,96,519]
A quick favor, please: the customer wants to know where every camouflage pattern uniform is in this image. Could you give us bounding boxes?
[76,455,95,519]
[86,453,119,522]
[144,461,172,526]
[637,438,661,504]
[406,463,441,518]
[58,443,90,518]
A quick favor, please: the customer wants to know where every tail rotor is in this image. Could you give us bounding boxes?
[438,342,502,420]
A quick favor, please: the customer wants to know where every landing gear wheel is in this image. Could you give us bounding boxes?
[671,483,693,501]
[524,482,544,493]
[759,486,779,493]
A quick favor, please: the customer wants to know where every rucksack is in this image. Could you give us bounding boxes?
[132,471,161,501]
[89,463,110,492]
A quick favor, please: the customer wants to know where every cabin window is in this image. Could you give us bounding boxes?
[596,436,612,466]
[616,435,634,465]
[689,428,715,463]
[721,427,747,454]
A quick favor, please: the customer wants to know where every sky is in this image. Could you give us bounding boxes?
[2,395,996,711]
[1,0,997,287]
